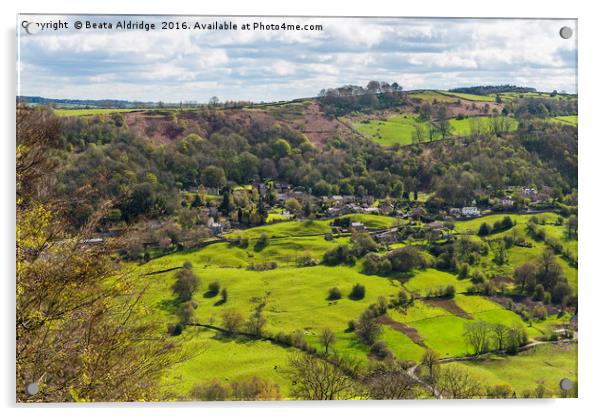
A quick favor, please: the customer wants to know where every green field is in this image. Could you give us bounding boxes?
[441,91,496,102]
[353,114,518,147]
[442,343,577,396]
[128,212,575,399]
[551,115,578,126]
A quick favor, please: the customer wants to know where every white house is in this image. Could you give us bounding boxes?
[461,206,480,217]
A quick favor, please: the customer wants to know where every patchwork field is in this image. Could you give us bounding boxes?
[128,212,576,398]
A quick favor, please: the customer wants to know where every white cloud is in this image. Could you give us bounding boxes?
[17,16,577,102]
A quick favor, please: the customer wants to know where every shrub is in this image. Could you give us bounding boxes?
[375,296,388,315]
[347,320,356,332]
[178,300,198,324]
[190,379,231,401]
[444,285,456,298]
[254,233,269,251]
[369,341,393,360]
[167,322,183,336]
[327,287,342,301]
[220,288,228,303]
[478,222,491,236]
[323,244,356,266]
[208,281,220,296]
[349,283,366,300]
[221,309,244,334]
[231,376,281,401]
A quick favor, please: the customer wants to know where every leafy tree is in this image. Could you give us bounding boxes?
[201,165,226,188]
[355,309,381,344]
[172,268,200,302]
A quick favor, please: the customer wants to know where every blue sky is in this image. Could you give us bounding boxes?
[18,16,577,102]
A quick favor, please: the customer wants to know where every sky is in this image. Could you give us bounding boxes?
[17,15,578,103]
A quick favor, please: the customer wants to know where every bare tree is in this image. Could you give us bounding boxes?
[283,353,360,400]
[363,364,420,399]
[420,348,440,382]
[491,323,508,351]
[463,321,492,355]
[319,328,336,355]
[437,364,483,399]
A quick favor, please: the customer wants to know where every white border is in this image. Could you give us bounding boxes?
[2,1,600,415]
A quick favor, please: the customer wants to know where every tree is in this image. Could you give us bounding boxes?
[220,287,229,303]
[355,309,382,345]
[478,222,491,236]
[566,215,578,238]
[535,249,564,290]
[490,323,508,351]
[284,353,359,400]
[272,138,291,159]
[17,107,179,402]
[437,364,482,399]
[463,321,492,355]
[364,365,419,399]
[246,306,267,337]
[285,198,302,215]
[514,262,536,293]
[351,232,379,257]
[319,328,337,354]
[434,105,453,139]
[222,308,244,334]
[172,268,200,302]
[420,348,440,382]
[201,165,226,189]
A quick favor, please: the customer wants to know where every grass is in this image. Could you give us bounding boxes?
[441,91,497,102]
[551,115,578,126]
[442,343,577,397]
[162,327,294,397]
[353,114,518,147]
[128,212,576,398]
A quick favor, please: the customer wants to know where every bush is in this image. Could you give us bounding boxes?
[221,308,244,334]
[220,287,228,303]
[478,222,491,236]
[255,233,269,251]
[208,281,220,296]
[444,284,456,298]
[349,283,366,300]
[327,287,342,300]
[347,320,356,332]
[178,300,198,324]
[167,322,183,336]
[231,376,281,401]
[190,379,230,401]
[369,340,393,360]
[323,244,356,266]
